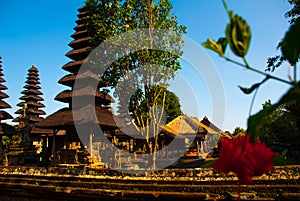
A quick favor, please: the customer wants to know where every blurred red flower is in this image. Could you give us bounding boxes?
[213,135,279,184]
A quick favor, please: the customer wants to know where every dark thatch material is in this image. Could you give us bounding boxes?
[0,84,8,90]
[74,105,124,126]
[0,57,13,120]
[27,71,38,76]
[201,116,222,132]
[38,106,125,129]
[12,116,44,123]
[30,125,53,135]
[75,70,99,80]
[0,77,6,83]
[200,116,233,138]
[0,101,11,109]
[58,71,98,87]
[54,90,72,103]
[20,94,44,101]
[25,79,40,85]
[74,24,86,32]
[0,123,16,135]
[0,92,9,99]
[78,6,86,12]
[0,111,13,120]
[15,108,46,115]
[28,66,38,72]
[62,60,84,73]
[72,86,111,99]
[37,108,73,128]
[55,88,114,103]
[17,100,45,108]
[24,84,41,90]
[21,89,43,95]
[26,75,40,81]
[71,30,89,40]
[68,37,91,49]
[65,47,89,60]
[58,74,76,86]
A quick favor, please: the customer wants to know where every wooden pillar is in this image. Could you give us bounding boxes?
[51,129,58,165]
[90,132,93,159]
[46,134,49,148]
[41,134,49,166]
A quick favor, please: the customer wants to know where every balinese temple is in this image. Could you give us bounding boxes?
[38,6,123,166]
[13,65,51,153]
[36,5,227,168]
[13,65,46,125]
[0,57,16,136]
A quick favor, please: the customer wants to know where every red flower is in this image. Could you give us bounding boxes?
[213,135,279,184]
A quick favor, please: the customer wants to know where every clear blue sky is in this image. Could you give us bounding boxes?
[0,0,293,132]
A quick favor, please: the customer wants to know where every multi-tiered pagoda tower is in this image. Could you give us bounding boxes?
[12,65,51,161]
[13,65,46,125]
[55,6,112,109]
[38,6,122,165]
[0,57,15,136]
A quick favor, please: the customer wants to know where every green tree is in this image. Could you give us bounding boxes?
[85,0,186,169]
[1,135,19,153]
[260,100,300,147]
[267,0,300,71]
[232,127,246,137]
[164,89,182,123]
[128,86,182,126]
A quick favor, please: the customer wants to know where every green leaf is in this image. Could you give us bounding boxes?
[202,38,226,57]
[239,83,260,94]
[217,37,228,55]
[226,12,251,57]
[247,83,300,141]
[280,18,300,65]
[239,77,269,95]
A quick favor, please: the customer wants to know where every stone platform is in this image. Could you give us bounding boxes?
[0,166,299,200]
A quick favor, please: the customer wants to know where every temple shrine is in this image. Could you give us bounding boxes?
[0,57,16,165]
[38,6,123,166]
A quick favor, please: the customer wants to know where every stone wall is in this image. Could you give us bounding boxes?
[0,166,299,201]
[0,165,299,181]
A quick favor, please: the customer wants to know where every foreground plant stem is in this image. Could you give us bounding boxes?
[224,56,294,86]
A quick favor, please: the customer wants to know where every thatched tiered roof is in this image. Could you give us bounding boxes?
[162,116,219,137]
[38,105,123,129]
[0,57,12,120]
[13,65,46,124]
[38,6,120,130]
[0,56,16,135]
[200,116,233,139]
[53,6,112,108]
[161,116,233,140]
